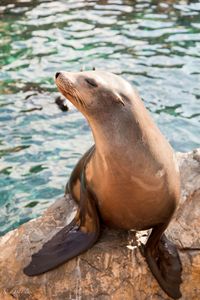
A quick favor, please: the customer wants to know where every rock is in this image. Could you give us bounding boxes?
[0,149,200,300]
[55,96,69,112]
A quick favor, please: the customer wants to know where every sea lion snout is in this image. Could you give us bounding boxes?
[55,72,60,79]
[55,71,73,85]
[55,71,73,92]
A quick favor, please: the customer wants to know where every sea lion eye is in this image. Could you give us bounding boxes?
[85,78,98,87]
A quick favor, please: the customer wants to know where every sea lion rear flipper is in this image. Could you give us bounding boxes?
[144,224,182,299]
[24,188,100,276]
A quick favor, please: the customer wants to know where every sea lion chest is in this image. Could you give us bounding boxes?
[85,149,174,231]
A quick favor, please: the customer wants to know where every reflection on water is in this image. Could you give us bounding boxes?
[0,0,200,235]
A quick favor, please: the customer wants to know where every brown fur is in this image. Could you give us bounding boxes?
[56,70,180,230]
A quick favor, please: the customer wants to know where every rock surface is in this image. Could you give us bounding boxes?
[0,149,200,300]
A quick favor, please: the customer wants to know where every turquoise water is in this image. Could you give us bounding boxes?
[0,0,200,235]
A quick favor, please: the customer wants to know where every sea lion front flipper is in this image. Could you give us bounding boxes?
[24,189,100,276]
[144,224,182,299]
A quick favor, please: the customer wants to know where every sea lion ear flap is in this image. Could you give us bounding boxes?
[114,92,125,106]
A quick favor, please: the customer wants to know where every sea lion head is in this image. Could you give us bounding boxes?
[55,70,135,122]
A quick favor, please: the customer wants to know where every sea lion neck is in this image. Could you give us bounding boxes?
[87,108,142,157]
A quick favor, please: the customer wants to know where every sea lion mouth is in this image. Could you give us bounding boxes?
[56,83,73,104]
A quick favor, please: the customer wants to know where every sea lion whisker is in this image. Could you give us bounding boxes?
[73,88,87,109]
[73,91,84,108]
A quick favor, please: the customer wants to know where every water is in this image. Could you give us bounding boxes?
[0,0,200,235]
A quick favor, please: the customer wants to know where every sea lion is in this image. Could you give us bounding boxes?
[24,71,182,299]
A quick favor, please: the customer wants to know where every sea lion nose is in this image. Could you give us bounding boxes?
[55,72,60,79]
